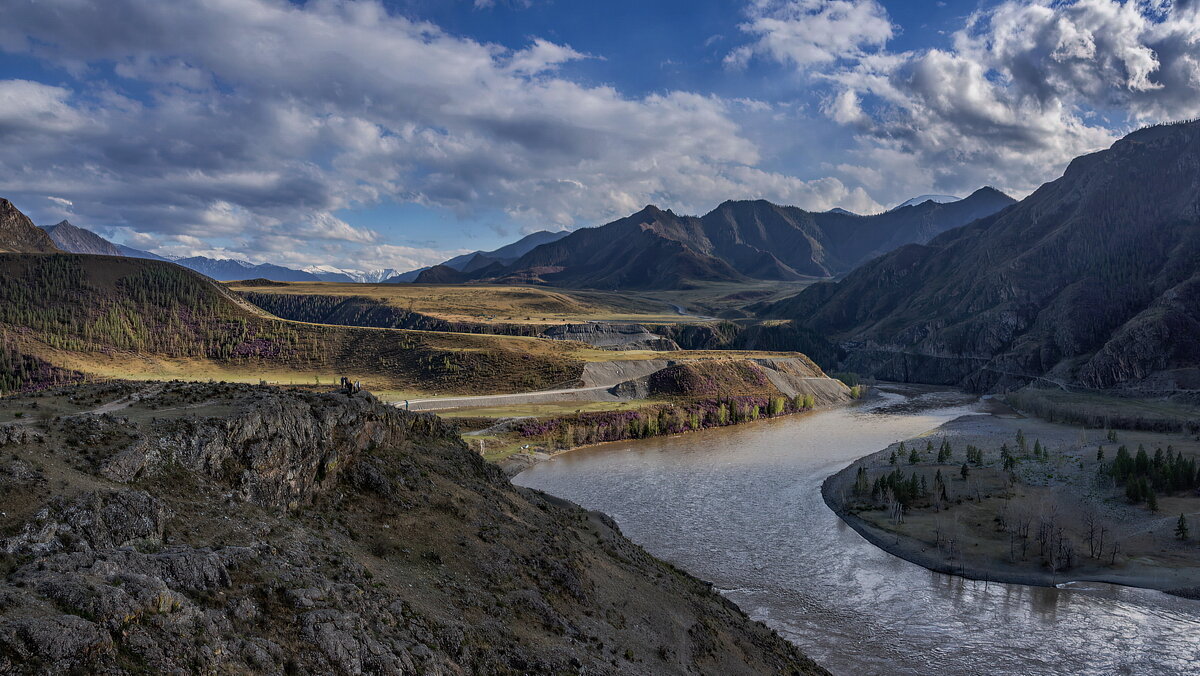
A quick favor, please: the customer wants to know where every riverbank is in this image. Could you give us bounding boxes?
[823,396,1200,595]
[493,392,853,476]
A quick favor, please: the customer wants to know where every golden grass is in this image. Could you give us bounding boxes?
[227,281,686,325]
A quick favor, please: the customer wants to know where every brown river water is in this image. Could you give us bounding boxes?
[513,386,1200,675]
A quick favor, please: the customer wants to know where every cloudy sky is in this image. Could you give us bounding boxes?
[2,0,1199,273]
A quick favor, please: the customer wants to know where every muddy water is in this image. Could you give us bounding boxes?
[513,387,1200,675]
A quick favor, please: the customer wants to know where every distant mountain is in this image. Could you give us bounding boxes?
[116,244,170,261]
[767,121,1200,393]
[413,264,469,284]
[173,257,322,282]
[891,194,960,210]
[385,268,428,283]
[441,230,570,272]
[386,230,569,283]
[41,220,121,256]
[0,199,61,254]
[444,188,1014,290]
[302,265,402,283]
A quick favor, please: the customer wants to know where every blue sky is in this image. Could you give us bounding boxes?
[1,0,1197,273]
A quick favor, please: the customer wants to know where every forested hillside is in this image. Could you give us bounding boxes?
[0,254,581,395]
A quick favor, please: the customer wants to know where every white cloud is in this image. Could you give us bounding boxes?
[741,0,1200,202]
[727,0,893,69]
[0,0,870,269]
[507,39,590,75]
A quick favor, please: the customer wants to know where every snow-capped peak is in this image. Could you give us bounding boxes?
[301,265,403,283]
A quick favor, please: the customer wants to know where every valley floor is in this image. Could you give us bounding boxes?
[824,391,1200,595]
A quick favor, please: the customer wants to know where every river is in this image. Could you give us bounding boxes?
[513,386,1200,675]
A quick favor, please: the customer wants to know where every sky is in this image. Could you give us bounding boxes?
[2,0,1199,274]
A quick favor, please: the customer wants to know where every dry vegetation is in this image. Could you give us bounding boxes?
[226,281,684,324]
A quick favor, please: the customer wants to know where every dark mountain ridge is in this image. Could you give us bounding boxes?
[454,189,1014,290]
[768,121,1200,393]
[0,199,61,254]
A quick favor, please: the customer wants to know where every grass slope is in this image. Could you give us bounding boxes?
[0,254,818,397]
[0,255,584,395]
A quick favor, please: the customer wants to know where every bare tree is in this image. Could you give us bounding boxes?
[1082,508,1101,559]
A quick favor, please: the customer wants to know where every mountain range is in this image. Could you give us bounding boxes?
[25,191,1014,291]
[393,229,570,282]
[36,220,404,283]
[430,187,1014,289]
[768,120,1200,393]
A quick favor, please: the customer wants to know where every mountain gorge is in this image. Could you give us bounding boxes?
[769,121,1200,394]
[449,188,1014,289]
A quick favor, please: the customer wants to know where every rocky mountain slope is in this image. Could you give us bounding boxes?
[0,382,825,674]
[0,200,60,254]
[453,189,1013,290]
[767,121,1200,393]
[40,220,122,256]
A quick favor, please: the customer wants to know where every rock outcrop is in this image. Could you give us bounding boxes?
[0,199,60,254]
[540,323,680,351]
[0,382,826,675]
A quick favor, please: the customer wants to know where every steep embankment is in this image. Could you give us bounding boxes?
[0,253,581,395]
[0,382,826,674]
[769,121,1200,393]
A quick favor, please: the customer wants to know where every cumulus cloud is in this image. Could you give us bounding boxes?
[740,0,1200,201]
[727,0,893,69]
[0,0,872,270]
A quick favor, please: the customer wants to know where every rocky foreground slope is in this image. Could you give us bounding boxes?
[0,382,824,675]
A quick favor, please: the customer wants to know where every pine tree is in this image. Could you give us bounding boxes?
[1176,514,1189,541]
[1148,490,1159,513]
[1096,446,1105,462]
[908,447,920,465]
[889,450,897,465]
[960,462,969,480]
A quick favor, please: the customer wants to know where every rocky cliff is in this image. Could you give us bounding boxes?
[0,382,825,675]
[540,323,680,351]
[0,200,60,254]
